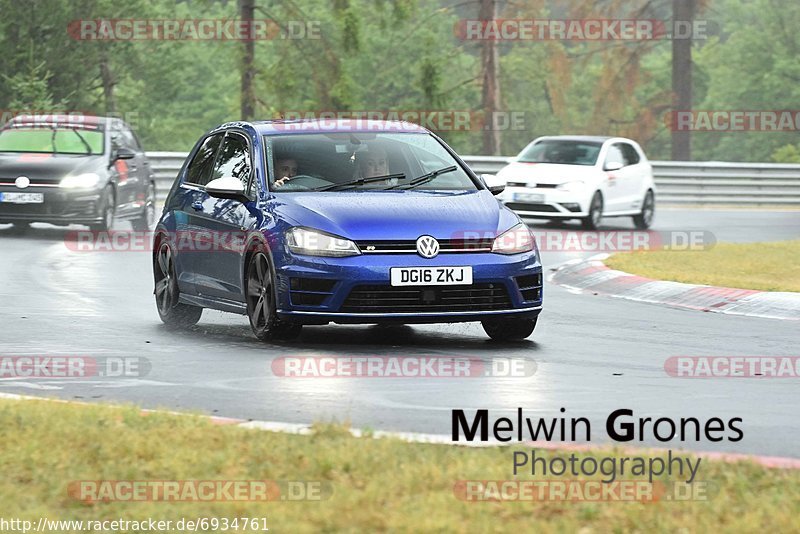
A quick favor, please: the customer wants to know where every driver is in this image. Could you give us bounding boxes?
[273,157,298,188]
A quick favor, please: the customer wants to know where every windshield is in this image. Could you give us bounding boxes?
[266,132,477,192]
[518,140,602,166]
[0,127,105,155]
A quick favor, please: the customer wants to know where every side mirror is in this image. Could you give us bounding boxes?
[604,161,623,172]
[206,177,250,202]
[480,173,506,196]
[114,148,136,161]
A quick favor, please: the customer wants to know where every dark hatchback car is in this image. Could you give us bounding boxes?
[0,115,155,231]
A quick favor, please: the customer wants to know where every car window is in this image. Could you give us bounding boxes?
[266,132,476,192]
[518,140,602,166]
[605,144,626,168]
[620,143,640,165]
[212,133,252,190]
[186,133,223,186]
[120,126,141,151]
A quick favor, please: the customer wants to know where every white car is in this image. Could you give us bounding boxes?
[493,136,656,229]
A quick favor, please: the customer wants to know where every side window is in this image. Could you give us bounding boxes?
[186,134,223,186]
[620,143,640,165]
[121,126,141,151]
[212,133,252,190]
[605,144,625,168]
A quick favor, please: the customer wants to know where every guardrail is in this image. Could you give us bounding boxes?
[147,152,800,206]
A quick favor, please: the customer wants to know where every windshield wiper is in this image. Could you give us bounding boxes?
[317,173,407,191]
[386,165,458,190]
[71,128,93,154]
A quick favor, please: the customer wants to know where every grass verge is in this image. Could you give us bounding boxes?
[1,398,799,532]
[605,240,800,292]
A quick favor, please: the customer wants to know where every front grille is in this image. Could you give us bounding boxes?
[508,182,558,188]
[505,203,558,213]
[341,283,512,313]
[356,238,494,254]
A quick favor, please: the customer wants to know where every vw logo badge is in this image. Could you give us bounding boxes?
[416,235,440,259]
[15,176,31,189]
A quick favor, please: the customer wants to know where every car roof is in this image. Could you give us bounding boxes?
[5,114,124,131]
[535,135,613,143]
[243,119,431,136]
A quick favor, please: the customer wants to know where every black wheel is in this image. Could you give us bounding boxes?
[633,190,655,230]
[90,185,115,232]
[246,251,302,341]
[581,192,603,230]
[154,241,202,328]
[8,222,32,233]
[132,182,156,232]
[482,317,537,341]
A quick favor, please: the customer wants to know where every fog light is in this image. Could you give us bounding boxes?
[560,203,581,212]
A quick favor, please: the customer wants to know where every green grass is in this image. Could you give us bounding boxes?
[2,398,799,532]
[605,240,800,292]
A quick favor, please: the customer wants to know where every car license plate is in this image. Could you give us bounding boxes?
[0,192,44,204]
[390,266,473,286]
[514,192,545,203]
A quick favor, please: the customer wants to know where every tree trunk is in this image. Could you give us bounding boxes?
[239,0,256,121]
[671,0,694,161]
[100,48,116,114]
[479,0,501,155]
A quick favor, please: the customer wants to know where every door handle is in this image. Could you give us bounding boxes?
[191,201,203,211]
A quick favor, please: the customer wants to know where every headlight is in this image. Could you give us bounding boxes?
[556,180,585,192]
[60,172,101,189]
[286,227,361,257]
[492,223,535,255]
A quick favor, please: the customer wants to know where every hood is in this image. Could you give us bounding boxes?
[0,153,105,185]
[273,189,518,240]
[496,161,599,185]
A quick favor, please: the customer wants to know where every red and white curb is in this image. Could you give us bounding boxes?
[2,392,799,470]
[549,254,800,321]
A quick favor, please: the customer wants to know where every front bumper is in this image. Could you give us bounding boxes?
[498,187,590,218]
[274,249,543,325]
[0,186,104,225]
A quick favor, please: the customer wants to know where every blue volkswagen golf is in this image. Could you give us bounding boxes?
[153,119,542,341]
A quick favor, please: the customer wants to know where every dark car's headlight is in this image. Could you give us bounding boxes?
[286,227,361,257]
[492,223,535,255]
[59,172,101,189]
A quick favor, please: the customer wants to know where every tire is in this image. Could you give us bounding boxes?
[90,185,115,232]
[132,182,156,232]
[633,189,655,230]
[8,222,32,233]
[581,192,603,230]
[154,241,202,328]
[246,251,302,341]
[482,317,537,341]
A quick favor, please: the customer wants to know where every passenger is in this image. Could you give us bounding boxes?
[354,146,390,179]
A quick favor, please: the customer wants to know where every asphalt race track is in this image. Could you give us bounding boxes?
[1,208,798,457]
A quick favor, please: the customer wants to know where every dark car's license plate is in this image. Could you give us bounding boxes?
[0,192,44,204]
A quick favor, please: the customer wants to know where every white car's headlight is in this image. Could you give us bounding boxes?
[492,223,535,255]
[286,227,361,257]
[556,180,585,192]
[60,172,101,189]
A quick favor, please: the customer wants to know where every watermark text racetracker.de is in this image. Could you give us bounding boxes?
[68,19,320,40]
[63,229,716,253]
[274,110,527,132]
[271,356,536,378]
[0,356,149,378]
[68,480,332,503]
[455,19,711,41]
[665,356,800,378]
